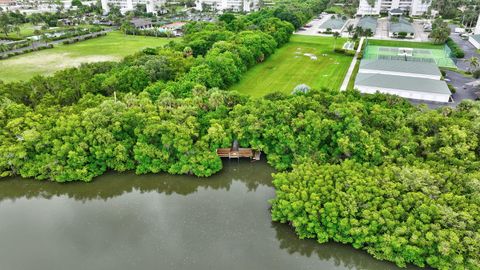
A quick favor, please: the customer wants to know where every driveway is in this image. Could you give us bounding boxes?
[295,14,354,38]
[446,70,478,103]
[295,14,332,36]
[449,25,479,72]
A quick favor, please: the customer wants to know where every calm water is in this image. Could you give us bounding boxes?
[0,160,421,270]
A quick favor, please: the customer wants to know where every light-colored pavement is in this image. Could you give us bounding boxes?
[340,37,365,91]
[296,15,353,38]
[295,14,332,36]
[449,24,479,72]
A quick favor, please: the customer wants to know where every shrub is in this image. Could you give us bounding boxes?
[397,32,408,39]
[446,38,465,58]
[473,69,480,79]
[447,83,457,94]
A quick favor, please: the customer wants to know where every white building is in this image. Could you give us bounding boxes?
[469,35,480,49]
[101,0,164,14]
[474,15,480,35]
[354,59,451,103]
[194,0,260,12]
[357,0,432,16]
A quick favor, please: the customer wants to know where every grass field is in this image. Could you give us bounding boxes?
[0,31,175,82]
[230,35,352,97]
[0,23,37,39]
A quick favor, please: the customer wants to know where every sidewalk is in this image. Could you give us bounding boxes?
[340,37,365,91]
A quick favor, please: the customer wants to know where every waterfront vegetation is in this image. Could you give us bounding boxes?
[230,35,352,97]
[0,1,478,269]
[0,31,173,82]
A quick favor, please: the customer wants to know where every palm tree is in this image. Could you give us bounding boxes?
[13,24,20,38]
[467,57,479,73]
[333,31,340,51]
[346,24,354,37]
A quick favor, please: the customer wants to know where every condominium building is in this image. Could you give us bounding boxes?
[357,0,432,16]
[194,0,260,12]
[101,0,165,14]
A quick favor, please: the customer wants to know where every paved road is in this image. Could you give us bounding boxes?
[446,70,478,103]
[0,29,112,56]
[448,25,479,72]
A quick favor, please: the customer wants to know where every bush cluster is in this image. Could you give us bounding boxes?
[446,38,465,58]
[62,32,106,45]
[0,44,53,60]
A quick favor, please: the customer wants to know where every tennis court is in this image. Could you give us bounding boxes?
[364,44,457,69]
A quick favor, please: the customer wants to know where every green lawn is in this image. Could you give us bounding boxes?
[230,35,353,97]
[0,23,37,39]
[0,31,175,82]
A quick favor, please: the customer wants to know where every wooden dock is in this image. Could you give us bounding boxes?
[216,148,261,161]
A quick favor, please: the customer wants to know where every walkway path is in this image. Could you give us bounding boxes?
[340,37,365,91]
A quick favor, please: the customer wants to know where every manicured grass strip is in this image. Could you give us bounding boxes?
[0,31,175,82]
[347,60,360,90]
[230,35,352,97]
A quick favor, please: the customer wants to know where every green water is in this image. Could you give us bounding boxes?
[0,160,422,270]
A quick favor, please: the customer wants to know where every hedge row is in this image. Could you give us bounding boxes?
[62,32,107,45]
[446,37,465,58]
[0,44,53,60]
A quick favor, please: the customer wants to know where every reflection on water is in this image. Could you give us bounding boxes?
[0,160,422,270]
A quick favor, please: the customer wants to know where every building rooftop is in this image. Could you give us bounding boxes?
[355,73,451,95]
[470,34,480,43]
[360,59,441,77]
[357,16,377,32]
[389,8,404,15]
[389,18,414,33]
[320,17,347,30]
[130,18,153,28]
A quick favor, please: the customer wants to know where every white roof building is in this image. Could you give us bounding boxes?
[357,0,431,16]
[354,59,451,103]
[194,0,261,12]
[469,35,480,50]
[101,0,165,14]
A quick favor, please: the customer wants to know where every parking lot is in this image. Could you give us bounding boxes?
[295,14,354,38]
[373,18,430,42]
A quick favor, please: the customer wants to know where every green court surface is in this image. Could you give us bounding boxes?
[363,45,457,69]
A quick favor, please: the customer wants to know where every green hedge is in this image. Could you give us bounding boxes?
[446,38,465,58]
